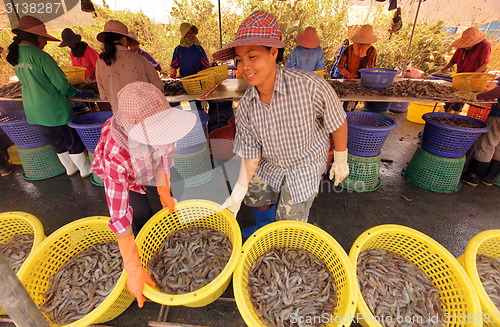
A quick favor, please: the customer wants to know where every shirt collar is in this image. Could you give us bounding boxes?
[247,65,287,101]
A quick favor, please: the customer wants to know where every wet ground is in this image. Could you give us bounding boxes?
[0,110,499,327]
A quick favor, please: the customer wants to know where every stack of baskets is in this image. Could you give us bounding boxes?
[174,110,214,187]
[341,112,397,192]
[0,111,65,180]
[403,112,490,193]
[68,111,113,187]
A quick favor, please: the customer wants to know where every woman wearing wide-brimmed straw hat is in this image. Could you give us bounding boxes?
[285,26,325,71]
[213,10,348,238]
[169,22,210,79]
[6,16,94,178]
[438,27,491,113]
[95,20,163,111]
[437,27,491,75]
[58,27,99,80]
[338,24,378,80]
[92,81,196,308]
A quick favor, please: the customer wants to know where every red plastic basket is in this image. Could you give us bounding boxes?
[466,103,492,122]
[209,124,236,161]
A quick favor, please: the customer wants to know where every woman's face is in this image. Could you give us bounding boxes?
[234,45,277,89]
[185,29,195,39]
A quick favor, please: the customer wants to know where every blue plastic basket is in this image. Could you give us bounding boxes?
[428,74,453,83]
[0,101,23,115]
[364,101,391,111]
[359,68,398,88]
[421,112,490,158]
[347,111,398,157]
[68,111,113,153]
[388,102,409,113]
[175,110,210,154]
[0,111,49,148]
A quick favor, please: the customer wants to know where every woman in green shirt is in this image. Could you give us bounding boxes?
[6,16,93,177]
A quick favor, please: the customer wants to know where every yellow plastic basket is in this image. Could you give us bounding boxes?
[457,230,500,327]
[199,65,229,83]
[406,102,445,124]
[0,211,45,316]
[17,216,134,327]
[452,73,496,92]
[180,73,216,94]
[60,66,86,85]
[349,224,482,327]
[7,145,21,165]
[234,220,357,327]
[136,199,242,307]
[314,69,326,78]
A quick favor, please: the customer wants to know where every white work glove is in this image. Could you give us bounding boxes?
[454,90,479,102]
[219,182,248,217]
[329,149,349,186]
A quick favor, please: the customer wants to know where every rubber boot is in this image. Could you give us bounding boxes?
[481,160,500,186]
[0,150,15,177]
[242,204,276,239]
[69,152,93,178]
[460,158,490,186]
[57,152,79,176]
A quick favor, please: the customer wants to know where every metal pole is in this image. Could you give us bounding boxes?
[0,253,50,327]
[401,0,423,76]
[9,0,20,21]
[218,0,223,49]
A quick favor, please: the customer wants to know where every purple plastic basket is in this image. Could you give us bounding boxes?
[175,110,210,154]
[359,68,398,88]
[0,111,49,148]
[68,111,113,153]
[388,102,409,113]
[364,101,391,111]
[421,112,490,158]
[347,111,398,157]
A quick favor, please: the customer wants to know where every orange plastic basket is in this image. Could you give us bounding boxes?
[466,103,492,122]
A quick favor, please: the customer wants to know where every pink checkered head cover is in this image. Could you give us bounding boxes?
[212,10,284,61]
[114,81,196,146]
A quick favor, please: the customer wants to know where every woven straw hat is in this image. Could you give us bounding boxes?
[296,27,320,49]
[127,31,140,45]
[180,23,198,38]
[12,16,60,42]
[115,82,197,145]
[96,20,139,46]
[213,10,284,62]
[451,27,485,48]
[58,28,82,47]
[350,25,378,44]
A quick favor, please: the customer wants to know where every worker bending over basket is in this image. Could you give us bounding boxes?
[213,11,349,238]
[92,81,196,307]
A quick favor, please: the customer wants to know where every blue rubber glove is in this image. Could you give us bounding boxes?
[76,90,96,99]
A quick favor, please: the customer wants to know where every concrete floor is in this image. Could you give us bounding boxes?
[0,111,499,327]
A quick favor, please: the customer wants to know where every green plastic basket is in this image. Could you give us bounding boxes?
[339,153,381,192]
[173,144,215,187]
[403,147,464,193]
[88,152,104,187]
[17,144,65,181]
[494,173,500,187]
